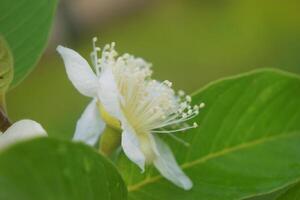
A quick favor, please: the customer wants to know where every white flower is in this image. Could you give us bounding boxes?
[0,119,47,150]
[57,38,204,190]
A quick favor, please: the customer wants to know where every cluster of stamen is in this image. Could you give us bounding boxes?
[144,82,205,134]
[90,37,205,142]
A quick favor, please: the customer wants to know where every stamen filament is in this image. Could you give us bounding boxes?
[166,133,190,147]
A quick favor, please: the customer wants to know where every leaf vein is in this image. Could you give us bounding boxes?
[128,131,300,192]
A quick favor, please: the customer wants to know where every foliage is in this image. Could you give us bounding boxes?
[0,36,13,114]
[0,0,57,88]
[116,69,300,200]
[0,138,127,200]
[0,36,13,95]
[1,0,300,199]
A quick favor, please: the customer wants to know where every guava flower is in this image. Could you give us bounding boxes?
[57,38,204,190]
[0,119,47,150]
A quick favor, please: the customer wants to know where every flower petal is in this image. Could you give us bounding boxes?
[138,133,160,162]
[98,67,124,120]
[73,99,105,146]
[121,122,145,172]
[0,120,47,150]
[57,45,99,97]
[153,135,193,190]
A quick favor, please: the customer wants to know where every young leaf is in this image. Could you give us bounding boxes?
[0,36,13,131]
[0,138,127,200]
[0,36,13,95]
[116,69,300,200]
[0,35,13,107]
[0,0,57,88]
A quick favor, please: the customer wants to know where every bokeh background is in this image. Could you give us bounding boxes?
[7,0,300,139]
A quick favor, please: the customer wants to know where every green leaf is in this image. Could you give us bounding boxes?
[245,184,295,200]
[0,35,13,113]
[276,183,300,200]
[0,0,57,88]
[0,35,13,94]
[0,138,127,200]
[116,69,300,200]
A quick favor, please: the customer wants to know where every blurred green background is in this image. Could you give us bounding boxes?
[7,0,300,139]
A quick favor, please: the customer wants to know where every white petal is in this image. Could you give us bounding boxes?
[121,122,145,172]
[98,67,124,120]
[153,135,193,190]
[73,99,105,146]
[57,45,99,97]
[148,133,160,157]
[138,133,160,162]
[0,120,47,150]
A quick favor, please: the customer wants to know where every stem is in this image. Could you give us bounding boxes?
[99,126,121,156]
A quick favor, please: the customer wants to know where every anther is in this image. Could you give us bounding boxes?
[164,80,172,87]
[193,122,198,128]
[178,90,185,96]
[199,102,205,108]
[186,95,192,102]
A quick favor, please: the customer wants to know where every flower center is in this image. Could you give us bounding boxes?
[92,37,204,140]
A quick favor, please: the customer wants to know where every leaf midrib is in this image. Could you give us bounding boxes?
[128,131,300,192]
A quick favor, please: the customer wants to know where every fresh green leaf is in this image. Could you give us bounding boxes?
[0,0,57,88]
[0,35,13,94]
[0,35,13,113]
[245,184,295,200]
[275,183,300,200]
[0,138,127,200]
[116,69,300,200]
